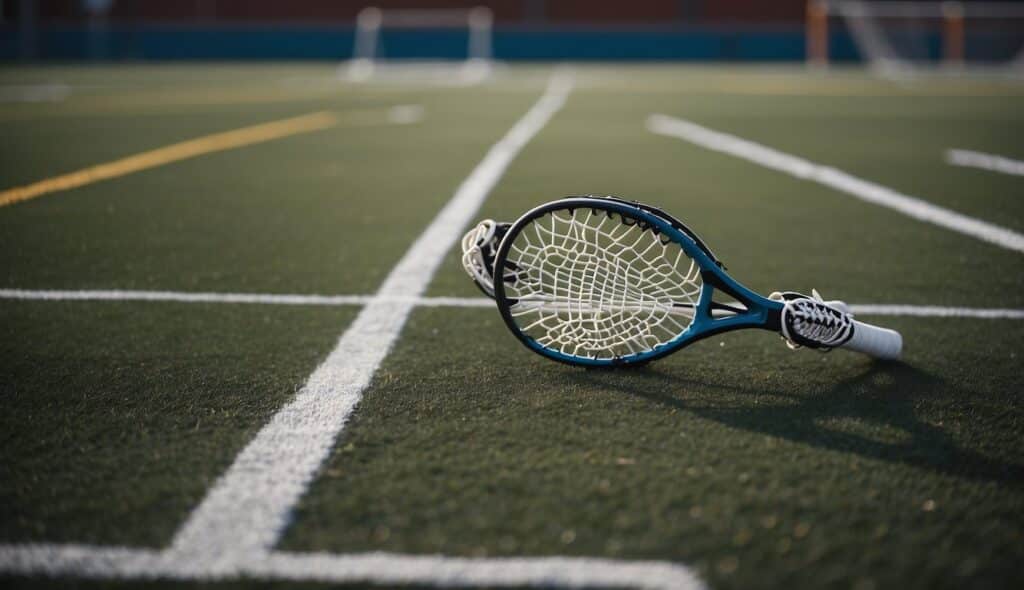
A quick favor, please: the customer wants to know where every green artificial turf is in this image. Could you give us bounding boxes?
[283,308,1024,590]
[1,64,1022,589]
[0,300,359,546]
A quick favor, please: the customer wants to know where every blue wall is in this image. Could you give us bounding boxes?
[0,25,863,62]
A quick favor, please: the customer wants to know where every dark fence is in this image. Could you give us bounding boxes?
[7,1,808,24]
[2,1,1018,62]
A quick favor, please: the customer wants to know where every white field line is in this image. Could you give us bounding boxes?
[0,83,71,102]
[849,304,1024,319]
[0,545,703,590]
[1,288,1022,319]
[0,544,167,578]
[165,69,576,568]
[647,114,1024,254]
[0,288,377,306]
[388,104,425,124]
[947,148,1024,177]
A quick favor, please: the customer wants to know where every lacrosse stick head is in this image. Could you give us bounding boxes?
[491,196,741,367]
[477,196,900,366]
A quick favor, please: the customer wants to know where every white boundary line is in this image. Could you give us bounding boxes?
[947,148,1024,177]
[0,83,71,102]
[848,304,1024,319]
[0,288,377,306]
[0,544,703,589]
[388,104,426,125]
[647,114,1024,254]
[165,69,577,567]
[1,288,1021,319]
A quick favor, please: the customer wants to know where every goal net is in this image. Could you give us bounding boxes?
[343,6,494,84]
[807,1,1024,77]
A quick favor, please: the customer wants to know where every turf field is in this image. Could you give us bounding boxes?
[1,63,1023,590]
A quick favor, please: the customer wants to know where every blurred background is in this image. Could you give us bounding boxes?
[1,0,1022,68]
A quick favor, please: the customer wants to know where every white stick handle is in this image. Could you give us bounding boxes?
[841,319,903,360]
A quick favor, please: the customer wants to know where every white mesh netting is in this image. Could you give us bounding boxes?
[501,208,703,361]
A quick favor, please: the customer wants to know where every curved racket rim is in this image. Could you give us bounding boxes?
[492,196,784,367]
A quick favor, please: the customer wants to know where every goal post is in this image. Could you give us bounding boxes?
[807,0,830,68]
[344,6,494,84]
[807,0,1024,76]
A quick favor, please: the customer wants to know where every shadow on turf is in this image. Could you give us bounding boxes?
[583,363,1024,486]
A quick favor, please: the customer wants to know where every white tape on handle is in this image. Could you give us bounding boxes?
[843,319,903,360]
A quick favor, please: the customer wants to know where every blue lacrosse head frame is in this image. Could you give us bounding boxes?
[492,196,786,367]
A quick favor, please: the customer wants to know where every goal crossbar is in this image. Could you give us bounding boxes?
[359,8,494,29]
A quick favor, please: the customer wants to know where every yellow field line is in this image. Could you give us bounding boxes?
[0,110,338,208]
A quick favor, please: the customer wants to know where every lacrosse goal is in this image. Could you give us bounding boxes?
[343,6,494,84]
[807,0,1024,76]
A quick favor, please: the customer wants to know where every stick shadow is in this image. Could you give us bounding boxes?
[578,362,1023,486]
